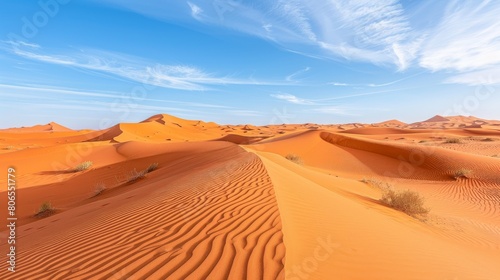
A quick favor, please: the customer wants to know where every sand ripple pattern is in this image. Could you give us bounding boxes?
[0,154,285,280]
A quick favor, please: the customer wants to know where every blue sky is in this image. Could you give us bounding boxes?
[1,0,499,129]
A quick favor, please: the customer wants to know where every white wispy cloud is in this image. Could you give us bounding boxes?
[313,88,405,101]
[311,106,359,116]
[330,82,348,86]
[419,1,500,72]
[95,0,416,69]
[92,0,500,82]
[10,0,499,89]
[444,68,500,86]
[1,40,40,49]
[3,41,281,90]
[225,110,263,117]
[187,2,203,20]
[285,67,310,82]
[330,81,391,88]
[16,101,196,114]
[329,72,423,88]
[0,83,230,108]
[271,93,314,105]
[416,1,500,86]
[275,0,316,42]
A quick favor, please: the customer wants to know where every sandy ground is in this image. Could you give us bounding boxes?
[0,114,499,279]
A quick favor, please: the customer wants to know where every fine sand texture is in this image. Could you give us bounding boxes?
[1,114,499,279]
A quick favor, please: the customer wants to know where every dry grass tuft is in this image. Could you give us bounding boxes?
[380,188,429,216]
[454,168,472,179]
[285,154,303,165]
[444,138,461,144]
[360,178,385,189]
[146,163,159,173]
[74,161,93,172]
[127,169,147,183]
[35,202,55,217]
[92,182,106,197]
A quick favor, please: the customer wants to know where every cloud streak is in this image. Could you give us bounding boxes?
[330,72,424,88]
[94,0,416,69]
[93,0,500,85]
[285,67,310,82]
[271,93,314,105]
[419,1,500,72]
[311,106,359,116]
[417,1,500,85]
[0,83,230,108]
[3,41,282,91]
[187,2,204,20]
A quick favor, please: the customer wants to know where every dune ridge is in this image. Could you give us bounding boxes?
[0,148,285,280]
[255,151,500,279]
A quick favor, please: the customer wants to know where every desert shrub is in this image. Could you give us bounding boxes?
[127,169,147,183]
[482,138,495,142]
[444,138,461,144]
[35,202,54,217]
[380,189,429,216]
[285,154,303,165]
[360,178,385,189]
[92,182,106,197]
[146,163,159,173]
[74,161,93,172]
[454,168,472,179]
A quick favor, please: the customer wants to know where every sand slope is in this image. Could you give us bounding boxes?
[255,151,500,279]
[0,122,72,133]
[0,144,285,279]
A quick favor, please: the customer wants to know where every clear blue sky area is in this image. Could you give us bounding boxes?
[1,0,499,129]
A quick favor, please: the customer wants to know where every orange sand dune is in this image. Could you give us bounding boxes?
[92,114,223,143]
[215,134,270,144]
[252,129,500,182]
[254,151,500,279]
[422,115,451,122]
[0,122,72,133]
[0,144,285,279]
[1,113,499,279]
[409,115,500,130]
[0,129,103,152]
[342,127,432,135]
[372,119,407,127]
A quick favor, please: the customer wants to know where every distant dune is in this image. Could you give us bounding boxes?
[1,114,499,279]
[0,122,72,133]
